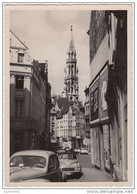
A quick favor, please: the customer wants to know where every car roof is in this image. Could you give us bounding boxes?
[56,150,66,153]
[10,150,56,158]
[57,151,77,155]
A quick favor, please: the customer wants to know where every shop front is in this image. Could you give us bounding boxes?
[90,78,101,169]
[90,65,110,172]
[99,65,110,172]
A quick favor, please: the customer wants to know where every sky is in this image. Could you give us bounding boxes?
[10,10,91,102]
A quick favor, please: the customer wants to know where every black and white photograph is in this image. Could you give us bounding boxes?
[2,2,134,191]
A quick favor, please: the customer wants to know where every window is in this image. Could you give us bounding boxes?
[15,100,23,119]
[18,53,24,63]
[10,156,46,168]
[54,156,59,169]
[15,75,24,89]
[48,155,59,172]
[58,154,77,160]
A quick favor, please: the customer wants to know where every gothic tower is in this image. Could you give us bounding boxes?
[64,25,79,103]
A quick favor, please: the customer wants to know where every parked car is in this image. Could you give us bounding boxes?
[57,151,82,177]
[64,147,71,151]
[80,148,88,155]
[10,150,67,182]
[74,148,78,153]
[56,149,66,154]
[74,148,81,153]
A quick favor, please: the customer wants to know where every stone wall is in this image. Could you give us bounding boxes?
[88,11,107,64]
[89,34,109,82]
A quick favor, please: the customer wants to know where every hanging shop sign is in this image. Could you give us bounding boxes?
[83,137,90,146]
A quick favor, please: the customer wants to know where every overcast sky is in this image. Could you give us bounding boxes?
[10,10,91,102]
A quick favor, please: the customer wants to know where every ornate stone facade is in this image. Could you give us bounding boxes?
[10,30,51,155]
[64,26,79,103]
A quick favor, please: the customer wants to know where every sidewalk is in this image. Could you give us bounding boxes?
[79,167,114,182]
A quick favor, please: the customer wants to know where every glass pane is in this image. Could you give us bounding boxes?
[10,155,46,168]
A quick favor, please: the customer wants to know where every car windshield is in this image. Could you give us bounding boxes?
[10,155,46,168]
[59,154,77,160]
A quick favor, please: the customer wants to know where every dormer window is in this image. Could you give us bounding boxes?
[18,53,24,63]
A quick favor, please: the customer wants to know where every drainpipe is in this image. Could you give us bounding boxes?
[119,91,126,181]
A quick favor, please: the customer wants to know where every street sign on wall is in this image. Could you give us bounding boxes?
[83,137,90,146]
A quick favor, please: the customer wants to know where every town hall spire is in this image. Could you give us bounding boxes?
[64,26,79,103]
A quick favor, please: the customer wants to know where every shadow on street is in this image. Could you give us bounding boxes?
[67,172,83,180]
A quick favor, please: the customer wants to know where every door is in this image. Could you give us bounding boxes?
[48,155,61,182]
[103,125,110,171]
[93,128,101,168]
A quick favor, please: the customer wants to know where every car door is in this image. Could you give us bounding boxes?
[48,155,61,182]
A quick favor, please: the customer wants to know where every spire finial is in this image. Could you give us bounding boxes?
[70,25,73,31]
[69,25,75,51]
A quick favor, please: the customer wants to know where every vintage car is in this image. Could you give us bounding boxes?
[57,151,82,177]
[80,148,88,155]
[10,150,67,182]
[74,148,81,153]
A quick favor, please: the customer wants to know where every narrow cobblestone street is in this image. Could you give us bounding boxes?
[67,154,114,182]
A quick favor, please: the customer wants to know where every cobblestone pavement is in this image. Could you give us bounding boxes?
[67,153,114,182]
[78,167,114,182]
[67,167,114,182]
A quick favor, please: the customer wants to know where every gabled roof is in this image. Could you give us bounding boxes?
[57,98,70,116]
[78,101,84,109]
[55,97,84,119]
[10,30,28,50]
[71,105,79,115]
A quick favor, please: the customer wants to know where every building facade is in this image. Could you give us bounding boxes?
[10,30,51,155]
[50,94,85,150]
[84,87,90,139]
[88,11,110,171]
[55,97,76,149]
[87,11,127,181]
[105,11,127,181]
[50,94,57,138]
[83,87,91,151]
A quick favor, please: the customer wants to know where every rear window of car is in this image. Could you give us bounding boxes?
[10,155,46,168]
[58,154,77,160]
